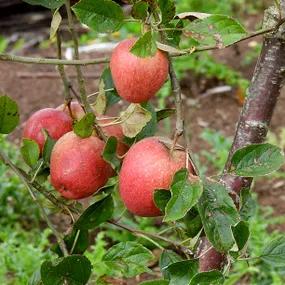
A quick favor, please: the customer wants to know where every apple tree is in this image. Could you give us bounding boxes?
[1,0,285,284]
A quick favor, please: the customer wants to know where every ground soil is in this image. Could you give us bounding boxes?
[1,16,285,284]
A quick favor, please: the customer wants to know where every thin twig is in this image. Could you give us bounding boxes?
[65,0,88,111]
[56,30,72,103]
[108,220,193,256]
[17,72,100,79]
[168,59,184,151]
[0,53,109,65]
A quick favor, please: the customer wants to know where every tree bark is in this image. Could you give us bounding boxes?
[199,6,285,271]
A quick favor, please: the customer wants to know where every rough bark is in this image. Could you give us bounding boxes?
[199,6,285,272]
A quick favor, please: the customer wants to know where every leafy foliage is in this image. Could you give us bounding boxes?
[72,0,124,33]
[164,169,203,222]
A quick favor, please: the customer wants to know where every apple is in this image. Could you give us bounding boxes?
[50,131,114,200]
[22,108,72,152]
[98,115,129,156]
[57,101,85,121]
[119,137,194,217]
[110,38,169,103]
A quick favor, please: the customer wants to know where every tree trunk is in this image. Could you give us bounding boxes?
[199,6,285,271]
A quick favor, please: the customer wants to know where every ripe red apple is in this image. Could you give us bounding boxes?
[98,116,129,156]
[119,137,194,217]
[57,101,85,121]
[50,131,114,200]
[23,108,72,152]
[110,38,169,103]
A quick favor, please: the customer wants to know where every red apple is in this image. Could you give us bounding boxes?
[23,108,72,152]
[110,38,169,103]
[57,101,85,121]
[98,115,129,156]
[119,137,194,217]
[50,131,114,200]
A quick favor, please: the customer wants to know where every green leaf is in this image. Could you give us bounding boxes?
[132,1,148,20]
[72,0,124,33]
[23,0,65,9]
[73,112,95,138]
[154,189,171,212]
[41,255,91,285]
[50,9,62,40]
[0,35,8,53]
[261,237,285,267]
[164,20,184,47]
[159,0,176,24]
[156,108,175,122]
[98,176,119,195]
[190,270,224,285]
[164,169,203,222]
[231,143,285,177]
[166,260,198,285]
[159,250,183,279]
[120,103,152,138]
[74,195,114,230]
[42,131,56,164]
[239,188,256,221]
[100,67,120,107]
[232,221,249,251]
[130,31,157,58]
[103,241,154,278]
[140,281,169,285]
[183,209,203,238]
[103,136,121,171]
[52,229,89,257]
[0,95,20,134]
[21,139,40,167]
[197,179,240,252]
[186,15,247,47]
[29,269,42,285]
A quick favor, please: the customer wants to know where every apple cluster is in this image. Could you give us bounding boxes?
[22,38,194,217]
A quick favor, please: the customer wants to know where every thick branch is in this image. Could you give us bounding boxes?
[199,8,285,272]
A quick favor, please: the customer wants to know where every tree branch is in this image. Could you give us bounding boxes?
[56,31,72,104]
[0,54,109,65]
[1,21,284,67]
[65,0,88,111]
[199,7,285,272]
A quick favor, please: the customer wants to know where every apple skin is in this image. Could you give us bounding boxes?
[110,38,169,103]
[50,131,114,200]
[57,101,85,121]
[119,137,194,217]
[23,108,73,152]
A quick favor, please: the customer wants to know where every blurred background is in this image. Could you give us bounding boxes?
[0,0,285,284]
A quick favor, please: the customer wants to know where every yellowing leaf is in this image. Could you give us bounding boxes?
[91,80,107,115]
[120,104,152,138]
[50,10,62,40]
